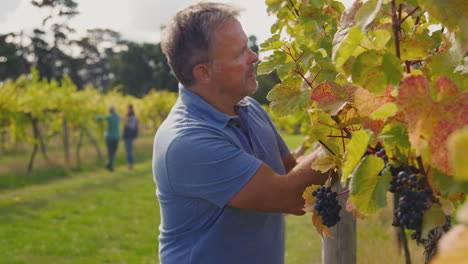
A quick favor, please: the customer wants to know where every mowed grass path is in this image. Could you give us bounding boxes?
[0,134,424,264]
[0,162,160,264]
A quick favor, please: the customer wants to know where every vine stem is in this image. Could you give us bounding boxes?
[318,140,337,156]
[337,189,350,196]
[391,0,401,59]
[400,6,419,24]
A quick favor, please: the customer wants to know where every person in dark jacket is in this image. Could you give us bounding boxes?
[123,104,138,169]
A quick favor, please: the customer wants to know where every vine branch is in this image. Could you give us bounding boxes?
[400,6,419,24]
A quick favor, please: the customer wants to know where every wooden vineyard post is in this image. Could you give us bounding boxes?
[322,182,356,264]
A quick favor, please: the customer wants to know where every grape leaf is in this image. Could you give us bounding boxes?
[354,0,382,31]
[396,75,468,175]
[257,50,287,75]
[345,198,366,219]
[312,211,333,238]
[429,169,468,198]
[334,26,365,70]
[342,130,372,184]
[354,85,395,134]
[379,122,411,163]
[371,102,398,120]
[302,184,320,212]
[311,156,337,173]
[398,28,435,61]
[418,0,468,33]
[447,127,468,181]
[349,155,389,216]
[308,109,344,155]
[267,77,310,117]
[351,51,403,95]
[310,80,350,115]
[332,1,363,62]
[421,204,447,239]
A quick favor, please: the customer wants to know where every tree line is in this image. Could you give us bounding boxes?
[0,0,278,103]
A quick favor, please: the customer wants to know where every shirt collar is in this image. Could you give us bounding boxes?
[178,84,250,128]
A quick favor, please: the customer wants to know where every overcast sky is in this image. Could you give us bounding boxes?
[1,0,353,44]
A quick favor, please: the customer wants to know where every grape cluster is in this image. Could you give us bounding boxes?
[390,170,433,231]
[389,169,422,194]
[312,187,342,227]
[396,188,429,230]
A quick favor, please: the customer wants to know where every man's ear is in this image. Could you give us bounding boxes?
[193,64,211,84]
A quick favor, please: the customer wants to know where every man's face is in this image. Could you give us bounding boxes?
[209,18,259,99]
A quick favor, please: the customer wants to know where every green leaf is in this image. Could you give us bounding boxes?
[352,50,387,94]
[267,77,310,117]
[371,102,398,120]
[447,127,468,181]
[398,28,435,61]
[334,26,365,69]
[380,122,410,150]
[431,169,468,197]
[421,204,447,239]
[349,155,388,216]
[342,130,373,184]
[355,0,382,30]
[257,60,278,75]
[369,29,392,50]
[257,51,287,75]
[418,0,468,33]
[276,62,296,81]
[381,53,403,85]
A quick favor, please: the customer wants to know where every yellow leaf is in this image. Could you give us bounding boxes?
[302,185,320,212]
[311,156,336,173]
[447,127,468,181]
[345,198,366,219]
[312,211,333,238]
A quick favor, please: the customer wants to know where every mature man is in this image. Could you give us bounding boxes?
[153,2,330,263]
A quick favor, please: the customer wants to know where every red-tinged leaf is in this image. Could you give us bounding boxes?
[311,81,348,115]
[435,76,459,101]
[312,211,333,238]
[353,85,395,134]
[345,198,366,219]
[396,75,468,175]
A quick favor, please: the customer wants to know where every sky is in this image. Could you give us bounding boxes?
[0,0,353,45]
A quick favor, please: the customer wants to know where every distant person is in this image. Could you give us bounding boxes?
[123,104,138,169]
[97,105,121,171]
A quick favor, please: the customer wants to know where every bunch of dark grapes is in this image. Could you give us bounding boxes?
[312,187,342,227]
[396,187,429,230]
[389,168,423,194]
[390,170,433,231]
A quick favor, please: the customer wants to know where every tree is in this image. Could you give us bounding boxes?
[109,42,177,97]
[0,33,30,81]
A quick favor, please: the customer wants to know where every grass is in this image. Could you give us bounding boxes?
[0,133,425,263]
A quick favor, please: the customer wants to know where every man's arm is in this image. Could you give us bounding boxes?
[227,151,331,215]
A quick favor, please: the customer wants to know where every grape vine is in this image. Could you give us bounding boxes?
[263,0,467,263]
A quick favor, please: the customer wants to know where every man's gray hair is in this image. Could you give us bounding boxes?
[161,2,243,87]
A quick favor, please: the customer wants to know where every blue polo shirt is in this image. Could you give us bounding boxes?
[152,86,290,264]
